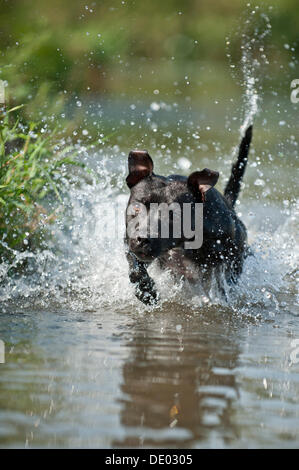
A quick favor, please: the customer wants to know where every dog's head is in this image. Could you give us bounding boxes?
[125,150,219,262]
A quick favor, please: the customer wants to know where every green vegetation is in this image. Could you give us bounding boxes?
[0,106,87,259]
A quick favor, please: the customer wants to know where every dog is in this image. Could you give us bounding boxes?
[125,125,253,304]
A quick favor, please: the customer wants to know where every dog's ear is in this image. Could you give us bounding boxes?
[187,168,219,201]
[126,150,154,188]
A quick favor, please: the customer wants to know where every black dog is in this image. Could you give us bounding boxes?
[125,126,253,304]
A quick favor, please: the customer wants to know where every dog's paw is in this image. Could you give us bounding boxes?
[139,291,159,305]
[135,279,160,305]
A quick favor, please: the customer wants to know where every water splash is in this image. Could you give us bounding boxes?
[226,6,272,135]
[240,76,259,136]
[0,143,297,319]
[0,8,298,319]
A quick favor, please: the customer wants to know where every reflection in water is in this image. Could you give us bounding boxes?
[114,306,244,448]
[1,305,299,448]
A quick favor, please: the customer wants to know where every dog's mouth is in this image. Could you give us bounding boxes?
[134,252,156,262]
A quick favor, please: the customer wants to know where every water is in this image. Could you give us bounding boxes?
[1,305,298,449]
[0,122,298,447]
[1,9,299,449]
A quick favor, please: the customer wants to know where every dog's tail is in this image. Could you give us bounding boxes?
[224,125,253,208]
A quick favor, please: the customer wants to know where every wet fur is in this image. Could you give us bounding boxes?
[125,126,253,304]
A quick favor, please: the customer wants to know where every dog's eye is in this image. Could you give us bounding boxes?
[133,203,141,213]
[127,202,144,217]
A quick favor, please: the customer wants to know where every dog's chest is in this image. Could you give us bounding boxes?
[158,249,199,281]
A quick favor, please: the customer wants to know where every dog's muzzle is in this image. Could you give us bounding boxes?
[129,237,157,262]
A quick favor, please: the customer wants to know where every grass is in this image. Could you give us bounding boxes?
[0,105,89,261]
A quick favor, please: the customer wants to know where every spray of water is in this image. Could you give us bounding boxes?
[0,8,298,318]
[0,141,297,318]
[226,6,272,136]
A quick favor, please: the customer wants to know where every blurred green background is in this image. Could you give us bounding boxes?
[1,0,298,115]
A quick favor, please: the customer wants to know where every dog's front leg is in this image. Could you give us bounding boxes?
[126,251,159,305]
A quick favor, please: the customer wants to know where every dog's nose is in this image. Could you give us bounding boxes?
[136,237,150,248]
[130,237,151,254]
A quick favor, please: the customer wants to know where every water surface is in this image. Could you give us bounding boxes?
[0,93,299,448]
